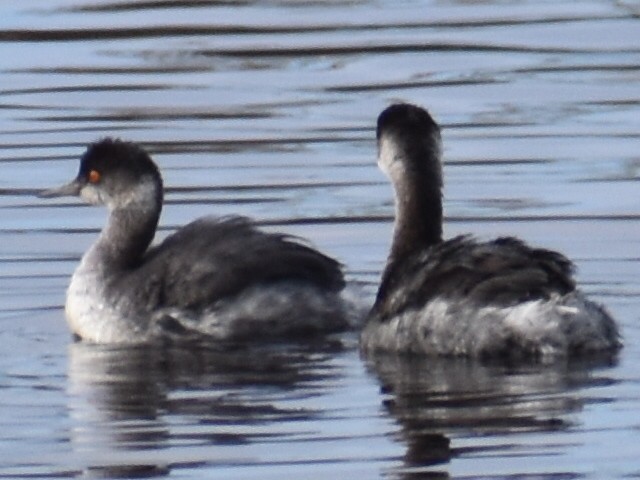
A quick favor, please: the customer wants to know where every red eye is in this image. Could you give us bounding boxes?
[88,169,101,184]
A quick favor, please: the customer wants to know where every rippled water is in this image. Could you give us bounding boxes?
[1,1,639,478]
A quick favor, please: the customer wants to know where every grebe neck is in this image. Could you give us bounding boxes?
[88,183,161,271]
[389,173,443,263]
[97,209,159,269]
[379,132,444,264]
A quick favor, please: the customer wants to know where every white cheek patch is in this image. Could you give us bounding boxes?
[377,135,394,177]
[80,185,104,205]
[120,178,156,205]
[117,177,159,215]
[378,135,407,183]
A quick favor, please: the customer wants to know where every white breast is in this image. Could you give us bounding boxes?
[65,257,144,344]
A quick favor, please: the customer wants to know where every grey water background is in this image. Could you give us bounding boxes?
[1,0,639,478]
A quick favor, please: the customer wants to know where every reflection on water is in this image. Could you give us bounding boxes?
[364,353,619,478]
[67,340,350,478]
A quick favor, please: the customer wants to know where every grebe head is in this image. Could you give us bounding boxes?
[376,103,443,188]
[40,138,162,211]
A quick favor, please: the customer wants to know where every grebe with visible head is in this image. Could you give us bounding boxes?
[41,139,358,344]
[360,103,621,358]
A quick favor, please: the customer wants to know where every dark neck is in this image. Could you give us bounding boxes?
[373,174,442,319]
[94,203,161,270]
[389,173,443,263]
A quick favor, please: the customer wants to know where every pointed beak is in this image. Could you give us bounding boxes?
[38,178,82,198]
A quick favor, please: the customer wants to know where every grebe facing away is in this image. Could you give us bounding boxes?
[41,139,358,344]
[360,103,621,358]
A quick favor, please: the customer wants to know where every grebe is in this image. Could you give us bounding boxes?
[360,103,620,358]
[41,138,357,344]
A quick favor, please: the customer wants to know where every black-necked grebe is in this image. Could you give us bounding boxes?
[41,138,359,344]
[360,103,621,358]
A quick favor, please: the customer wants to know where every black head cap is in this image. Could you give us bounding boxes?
[376,103,440,141]
[78,138,160,182]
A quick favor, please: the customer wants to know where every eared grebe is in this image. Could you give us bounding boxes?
[360,103,621,358]
[41,138,358,344]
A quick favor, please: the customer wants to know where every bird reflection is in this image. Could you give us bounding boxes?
[363,353,618,478]
[67,339,346,478]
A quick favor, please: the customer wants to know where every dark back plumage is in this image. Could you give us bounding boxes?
[372,235,576,322]
[118,216,345,312]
